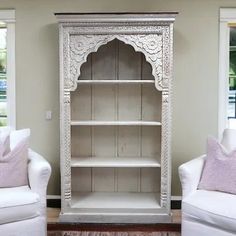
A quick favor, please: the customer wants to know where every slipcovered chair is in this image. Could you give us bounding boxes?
[179,129,236,236]
[0,129,51,236]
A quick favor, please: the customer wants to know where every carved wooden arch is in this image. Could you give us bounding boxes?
[67,34,167,91]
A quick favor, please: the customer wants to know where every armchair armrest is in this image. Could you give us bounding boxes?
[28,149,51,216]
[179,155,205,199]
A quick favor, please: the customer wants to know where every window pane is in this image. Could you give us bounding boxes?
[0,27,7,126]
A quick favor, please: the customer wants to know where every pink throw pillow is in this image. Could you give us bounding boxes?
[0,131,10,157]
[0,134,29,188]
[198,136,236,194]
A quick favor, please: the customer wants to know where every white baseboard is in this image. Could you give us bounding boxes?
[171,196,182,201]
[47,195,61,199]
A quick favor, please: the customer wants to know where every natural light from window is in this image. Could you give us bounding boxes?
[0,26,7,126]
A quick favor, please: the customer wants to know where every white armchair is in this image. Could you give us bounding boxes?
[0,149,51,236]
[179,129,236,236]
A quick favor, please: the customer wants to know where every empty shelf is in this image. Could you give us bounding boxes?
[71,192,161,209]
[77,80,155,84]
[71,157,161,168]
[71,121,161,126]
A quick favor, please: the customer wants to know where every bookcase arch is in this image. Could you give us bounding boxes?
[68,34,164,91]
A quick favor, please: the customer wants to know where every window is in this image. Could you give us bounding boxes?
[0,26,7,126]
[218,8,236,137]
[228,27,236,128]
[0,10,15,128]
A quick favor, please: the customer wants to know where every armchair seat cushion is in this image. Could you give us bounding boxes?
[183,190,236,233]
[0,186,40,224]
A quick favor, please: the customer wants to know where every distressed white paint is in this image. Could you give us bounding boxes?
[77,80,155,84]
[71,120,162,126]
[57,12,176,223]
[70,192,161,209]
[71,157,161,168]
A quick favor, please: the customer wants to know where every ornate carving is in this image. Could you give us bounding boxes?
[161,25,173,211]
[62,90,72,203]
[160,86,172,210]
[162,26,171,89]
[159,25,172,210]
[69,35,114,90]
[117,34,163,90]
[64,25,167,36]
[62,28,72,90]
[161,92,170,209]
[68,33,164,91]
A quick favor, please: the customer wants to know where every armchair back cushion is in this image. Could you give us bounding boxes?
[0,131,10,157]
[198,137,236,194]
[0,129,30,188]
[221,128,236,152]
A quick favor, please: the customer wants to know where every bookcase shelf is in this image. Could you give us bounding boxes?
[71,120,162,126]
[71,156,161,168]
[77,79,155,84]
[71,192,161,209]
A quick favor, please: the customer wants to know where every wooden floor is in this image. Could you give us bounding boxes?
[47,208,181,224]
[47,208,61,223]
[47,208,181,235]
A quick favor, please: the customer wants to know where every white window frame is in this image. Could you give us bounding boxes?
[0,9,15,128]
[218,8,236,138]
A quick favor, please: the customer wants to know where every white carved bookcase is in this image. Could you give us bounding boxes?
[56,12,177,223]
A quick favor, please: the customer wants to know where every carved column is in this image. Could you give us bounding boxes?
[60,89,72,212]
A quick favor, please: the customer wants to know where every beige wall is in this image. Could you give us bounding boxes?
[0,0,234,195]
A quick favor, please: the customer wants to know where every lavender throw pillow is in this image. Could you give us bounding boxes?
[198,136,236,194]
[0,130,30,188]
[0,131,10,157]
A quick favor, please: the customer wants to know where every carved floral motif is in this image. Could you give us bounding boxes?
[68,33,165,91]
[69,35,112,90]
[117,34,163,90]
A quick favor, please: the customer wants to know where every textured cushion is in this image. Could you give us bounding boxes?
[0,126,13,156]
[10,129,30,150]
[221,128,236,152]
[0,186,40,224]
[0,130,10,157]
[0,127,12,157]
[0,129,30,187]
[182,190,236,233]
[198,137,236,194]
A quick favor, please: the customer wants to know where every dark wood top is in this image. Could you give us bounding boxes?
[54,12,178,16]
